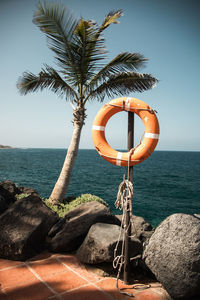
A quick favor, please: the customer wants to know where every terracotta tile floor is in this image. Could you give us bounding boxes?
[0,252,171,300]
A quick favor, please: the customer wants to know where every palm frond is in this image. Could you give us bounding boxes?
[71,19,107,87]
[17,65,78,101]
[84,10,123,64]
[33,1,78,47]
[70,9,123,86]
[85,72,158,103]
[85,52,148,93]
[33,1,79,84]
[101,10,123,30]
[101,52,147,73]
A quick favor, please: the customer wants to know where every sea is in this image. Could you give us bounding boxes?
[0,149,199,227]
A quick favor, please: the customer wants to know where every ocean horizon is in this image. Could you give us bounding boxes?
[0,148,199,227]
[3,147,199,152]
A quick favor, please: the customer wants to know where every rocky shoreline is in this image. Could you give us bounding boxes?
[0,145,13,149]
[0,180,200,299]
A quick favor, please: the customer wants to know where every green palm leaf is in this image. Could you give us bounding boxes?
[17,65,78,101]
[33,1,79,84]
[71,10,124,87]
[71,19,106,87]
[85,72,158,102]
[85,52,148,93]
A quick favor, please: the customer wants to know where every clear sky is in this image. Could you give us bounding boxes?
[1,0,200,151]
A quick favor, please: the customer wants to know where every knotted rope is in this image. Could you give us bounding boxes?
[113,149,134,296]
[113,148,151,297]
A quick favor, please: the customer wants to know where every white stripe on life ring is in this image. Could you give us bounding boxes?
[145,132,159,139]
[92,125,105,131]
[116,152,122,166]
[125,97,131,111]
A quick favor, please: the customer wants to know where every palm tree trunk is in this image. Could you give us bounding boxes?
[49,107,85,204]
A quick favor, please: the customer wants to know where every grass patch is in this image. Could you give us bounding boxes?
[44,193,108,218]
[15,193,31,200]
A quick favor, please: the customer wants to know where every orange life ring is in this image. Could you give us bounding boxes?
[92,97,159,166]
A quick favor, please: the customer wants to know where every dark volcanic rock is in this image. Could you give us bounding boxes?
[76,222,142,264]
[0,195,59,261]
[143,213,200,300]
[0,180,20,198]
[0,180,40,214]
[116,214,154,243]
[0,181,18,214]
[47,201,120,253]
[0,180,39,200]
[0,194,9,214]
[18,186,39,197]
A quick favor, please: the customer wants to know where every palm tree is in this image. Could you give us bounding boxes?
[17,1,158,205]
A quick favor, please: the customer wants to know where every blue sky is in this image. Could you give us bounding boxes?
[1,0,200,151]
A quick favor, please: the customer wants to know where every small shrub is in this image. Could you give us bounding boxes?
[67,194,108,209]
[15,193,30,200]
[43,199,59,214]
[44,194,108,218]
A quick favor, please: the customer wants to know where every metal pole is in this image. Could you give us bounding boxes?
[123,111,134,284]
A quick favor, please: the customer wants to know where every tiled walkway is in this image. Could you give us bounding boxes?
[0,252,171,300]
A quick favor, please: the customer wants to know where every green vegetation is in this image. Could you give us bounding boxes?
[15,193,31,200]
[44,193,108,218]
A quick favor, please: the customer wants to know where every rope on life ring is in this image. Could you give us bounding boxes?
[92,97,160,166]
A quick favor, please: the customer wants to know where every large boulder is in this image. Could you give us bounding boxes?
[76,222,142,264]
[0,195,59,261]
[0,181,19,214]
[116,214,154,243]
[0,180,40,215]
[143,213,200,299]
[0,180,39,200]
[17,186,40,197]
[47,201,120,252]
[0,180,20,198]
[0,194,9,214]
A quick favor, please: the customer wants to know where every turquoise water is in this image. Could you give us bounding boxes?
[0,149,199,227]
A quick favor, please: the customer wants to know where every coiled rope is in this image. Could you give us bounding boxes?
[113,149,151,297]
[113,149,134,296]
